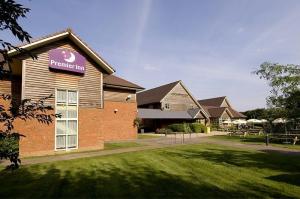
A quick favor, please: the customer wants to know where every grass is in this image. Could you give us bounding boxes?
[0,143,300,198]
[211,135,300,150]
[104,142,143,150]
[138,134,162,139]
[21,142,144,160]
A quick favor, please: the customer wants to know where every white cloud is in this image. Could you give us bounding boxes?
[132,0,152,64]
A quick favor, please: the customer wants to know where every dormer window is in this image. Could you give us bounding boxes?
[165,103,170,110]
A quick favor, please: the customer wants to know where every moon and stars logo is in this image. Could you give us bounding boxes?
[49,48,86,74]
[62,50,76,63]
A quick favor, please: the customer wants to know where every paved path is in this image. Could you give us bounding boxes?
[1,132,300,166]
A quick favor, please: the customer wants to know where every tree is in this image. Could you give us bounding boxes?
[0,0,57,169]
[0,0,36,78]
[242,108,287,121]
[241,108,266,119]
[253,62,300,108]
[284,90,300,119]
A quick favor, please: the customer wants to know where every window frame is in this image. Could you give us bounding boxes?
[54,89,79,151]
[164,103,170,110]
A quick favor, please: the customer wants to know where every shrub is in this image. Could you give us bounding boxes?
[189,123,205,133]
[156,128,172,134]
[210,124,219,131]
[0,133,20,167]
[168,123,191,133]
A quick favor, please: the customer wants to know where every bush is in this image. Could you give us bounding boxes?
[189,123,206,133]
[156,128,172,134]
[0,133,20,168]
[168,123,192,133]
[210,124,219,131]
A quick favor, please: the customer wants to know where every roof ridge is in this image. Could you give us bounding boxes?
[103,74,144,90]
[139,80,180,94]
[198,96,226,101]
[8,28,116,74]
[136,80,181,106]
[15,28,71,47]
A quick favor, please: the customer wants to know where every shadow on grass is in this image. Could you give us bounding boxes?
[0,156,298,198]
[0,163,296,199]
[267,173,300,187]
[0,164,241,198]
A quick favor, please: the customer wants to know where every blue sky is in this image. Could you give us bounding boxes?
[3,0,300,111]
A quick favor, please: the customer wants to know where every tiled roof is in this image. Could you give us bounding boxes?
[103,75,144,90]
[138,108,203,119]
[228,107,247,118]
[198,96,226,107]
[137,81,180,106]
[204,107,227,118]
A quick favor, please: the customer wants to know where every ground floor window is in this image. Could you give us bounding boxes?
[55,89,78,150]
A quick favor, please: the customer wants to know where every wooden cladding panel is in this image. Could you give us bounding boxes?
[23,40,103,107]
[104,88,136,103]
[162,83,198,111]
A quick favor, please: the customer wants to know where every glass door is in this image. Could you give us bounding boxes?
[55,89,78,150]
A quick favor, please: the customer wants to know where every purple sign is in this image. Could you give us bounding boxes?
[49,49,86,74]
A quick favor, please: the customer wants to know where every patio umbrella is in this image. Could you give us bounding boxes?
[232,119,247,124]
[222,120,232,124]
[272,118,287,124]
[247,119,262,123]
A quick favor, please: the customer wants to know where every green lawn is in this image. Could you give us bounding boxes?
[211,135,300,150]
[104,142,143,150]
[0,143,300,198]
[138,133,162,139]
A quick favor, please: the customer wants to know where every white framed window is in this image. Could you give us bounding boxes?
[55,89,78,150]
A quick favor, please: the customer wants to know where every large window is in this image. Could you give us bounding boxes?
[55,89,78,150]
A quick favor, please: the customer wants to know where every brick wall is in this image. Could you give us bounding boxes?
[15,101,137,157]
[1,79,137,157]
[100,101,138,141]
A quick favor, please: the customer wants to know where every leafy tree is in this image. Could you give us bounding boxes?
[0,0,36,78]
[241,108,266,119]
[284,90,300,119]
[242,108,286,121]
[253,62,300,108]
[0,0,57,169]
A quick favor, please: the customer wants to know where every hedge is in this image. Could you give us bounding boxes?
[189,123,206,133]
[156,128,173,134]
[168,123,191,133]
[167,123,207,133]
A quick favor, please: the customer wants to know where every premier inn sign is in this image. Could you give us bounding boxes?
[49,49,86,74]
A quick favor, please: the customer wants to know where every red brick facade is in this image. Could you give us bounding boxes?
[100,101,138,141]
[14,101,137,157]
